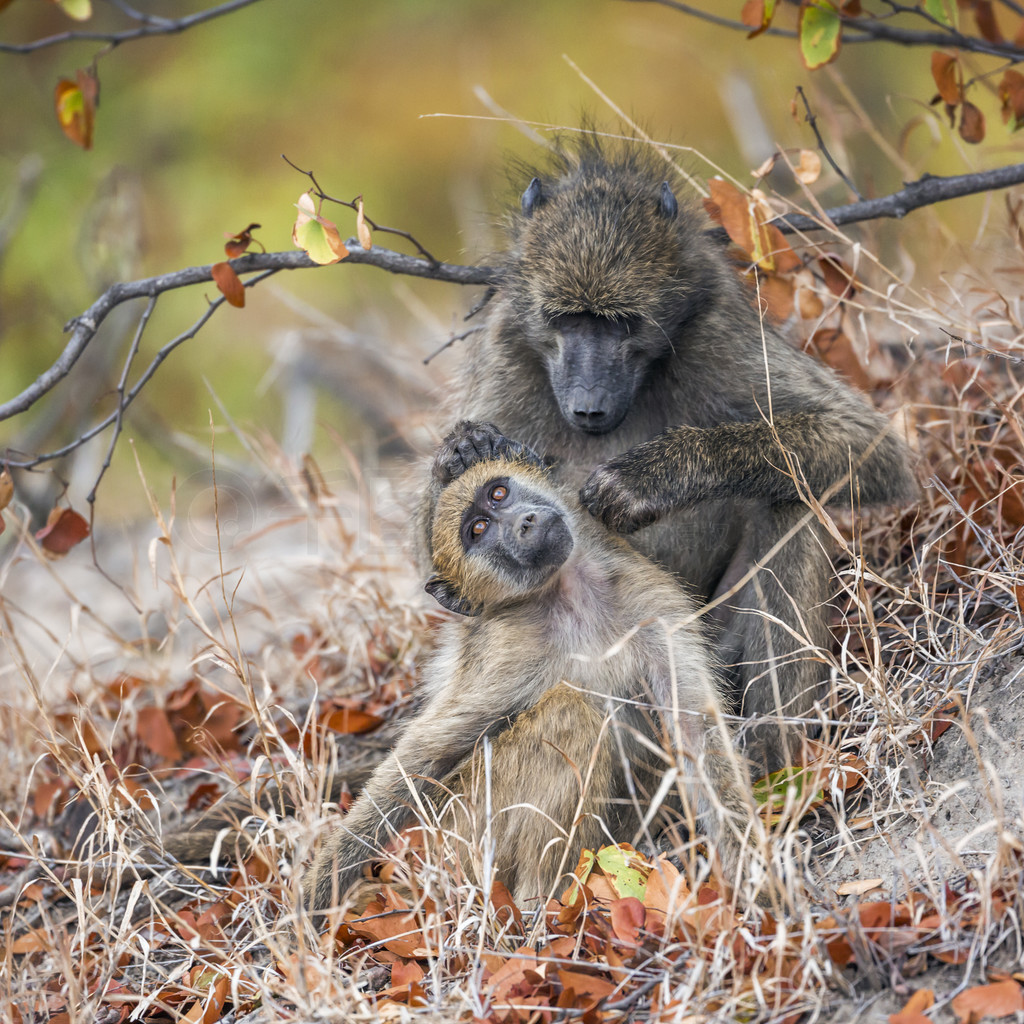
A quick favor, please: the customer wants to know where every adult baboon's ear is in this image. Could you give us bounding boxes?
[521,177,544,217]
[425,574,481,616]
[659,181,678,220]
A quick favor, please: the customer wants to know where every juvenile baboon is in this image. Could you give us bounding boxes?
[307,426,755,915]
[418,137,917,769]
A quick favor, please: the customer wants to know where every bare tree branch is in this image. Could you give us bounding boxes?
[625,0,1024,61]
[0,248,494,428]
[4,160,1024,467]
[0,0,266,54]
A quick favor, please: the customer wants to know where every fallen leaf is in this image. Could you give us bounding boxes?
[211,261,245,308]
[835,878,884,897]
[35,507,90,555]
[595,843,648,900]
[889,988,934,1024]
[609,897,645,946]
[951,979,1024,1023]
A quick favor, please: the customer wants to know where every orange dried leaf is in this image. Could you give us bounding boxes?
[889,986,934,1024]
[54,68,98,149]
[137,706,184,762]
[223,222,261,259]
[931,51,961,107]
[35,507,89,555]
[819,254,857,299]
[211,261,245,308]
[999,70,1024,130]
[320,706,383,735]
[960,100,986,144]
[392,959,425,987]
[356,196,373,250]
[741,0,777,37]
[808,328,873,390]
[707,178,755,254]
[951,980,1024,1023]
[609,897,645,946]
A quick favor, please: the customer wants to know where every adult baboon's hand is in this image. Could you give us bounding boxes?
[432,420,542,484]
[579,452,663,534]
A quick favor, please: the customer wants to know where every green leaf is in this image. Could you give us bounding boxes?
[799,1,842,70]
[922,0,953,26]
[54,0,92,19]
[753,764,825,822]
[595,845,648,900]
[291,192,348,265]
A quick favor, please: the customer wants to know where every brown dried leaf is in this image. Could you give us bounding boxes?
[35,507,90,555]
[960,100,986,143]
[356,196,373,250]
[706,178,754,255]
[808,328,874,391]
[951,980,1024,1023]
[609,897,646,946]
[819,254,857,299]
[794,149,822,184]
[0,468,13,512]
[973,0,1003,43]
[137,706,184,762]
[836,878,883,897]
[211,261,245,308]
[751,152,778,179]
[931,51,961,107]
[223,222,261,258]
[999,70,1024,129]
[320,704,383,735]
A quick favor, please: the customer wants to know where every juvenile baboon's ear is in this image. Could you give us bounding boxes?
[425,574,481,616]
[659,181,678,220]
[521,177,544,217]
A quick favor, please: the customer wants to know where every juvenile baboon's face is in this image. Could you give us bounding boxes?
[428,464,574,615]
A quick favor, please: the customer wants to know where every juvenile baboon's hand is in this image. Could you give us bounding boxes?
[433,420,542,484]
[579,456,663,534]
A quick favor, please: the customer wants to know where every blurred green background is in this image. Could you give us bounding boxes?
[0,0,1016,524]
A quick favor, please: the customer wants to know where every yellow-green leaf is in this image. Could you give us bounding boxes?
[799,1,842,70]
[292,192,348,265]
[595,844,648,901]
[922,0,953,26]
[54,0,92,19]
[753,764,825,823]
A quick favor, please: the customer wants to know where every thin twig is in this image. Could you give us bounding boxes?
[282,155,442,266]
[422,324,485,365]
[795,85,863,200]
[0,0,265,54]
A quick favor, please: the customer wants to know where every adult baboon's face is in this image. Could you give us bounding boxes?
[543,312,647,435]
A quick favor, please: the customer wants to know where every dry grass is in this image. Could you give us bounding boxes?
[2,174,1024,1023]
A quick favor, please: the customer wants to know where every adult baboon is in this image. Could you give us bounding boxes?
[418,137,916,768]
[306,428,756,915]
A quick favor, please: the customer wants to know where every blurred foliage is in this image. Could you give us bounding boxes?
[0,0,1017,521]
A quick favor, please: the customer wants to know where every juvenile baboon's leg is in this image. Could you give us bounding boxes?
[711,504,832,773]
[452,686,616,906]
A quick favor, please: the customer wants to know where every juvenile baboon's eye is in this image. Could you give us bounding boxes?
[470,517,489,538]
[489,484,508,502]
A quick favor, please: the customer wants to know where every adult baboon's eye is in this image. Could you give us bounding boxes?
[489,484,508,502]
[470,517,489,538]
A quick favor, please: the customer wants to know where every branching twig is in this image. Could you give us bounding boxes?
[625,0,1024,61]
[0,0,266,54]
[0,249,494,426]
[283,155,442,267]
